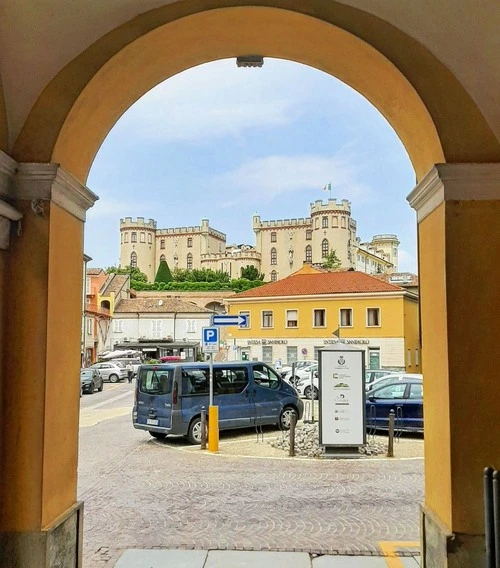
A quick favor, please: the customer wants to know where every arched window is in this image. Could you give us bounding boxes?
[160,254,166,262]
[130,252,137,267]
[271,270,277,282]
[187,253,193,269]
[322,216,328,228]
[322,239,329,258]
[124,232,129,243]
[270,247,277,266]
[160,239,165,249]
[147,233,152,244]
[140,232,145,243]
[131,232,137,243]
[270,232,277,242]
[305,245,312,262]
[187,237,193,248]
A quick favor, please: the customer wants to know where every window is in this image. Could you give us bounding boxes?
[262,311,273,328]
[367,308,380,326]
[253,364,280,389]
[270,270,277,282]
[286,309,298,327]
[332,216,338,227]
[270,247,277,265]
[160,239,165,250]
[305,245,312,262]
[212,367,249,395]
[130,252,137,267]
[187,253,193,269]
[239,311,250,328]
[113,320,123,333]
[315,218,319,229]
[152,320,162,338]
[321,239,329,258]
[340,308,353,327]
[123,232,129,243]
[86,318,92,335]
[186,320,196,333]
[313,309,326,327]
[415,349,420,367]
[160,254,166,261]
[187,237,193,248]
[139,369,173,395]
[372,383,407,400]
[262,346,273,364]
[286,346,298,365]
[306,230,312,241]
[140,232,145,243]
[341,217,346,228]
[270,232,277,242]
[131,232,137,243]
[322,216,328,228]
[85,277,91,294]
[409,383,423,399]
[148,233,152,244]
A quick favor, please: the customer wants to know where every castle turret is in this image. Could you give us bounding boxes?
[370,234,400,271]
[120,217,157,281]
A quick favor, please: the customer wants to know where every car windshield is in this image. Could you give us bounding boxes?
[80,370,93,377]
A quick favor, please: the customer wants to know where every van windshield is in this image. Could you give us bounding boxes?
[139,369,173,395]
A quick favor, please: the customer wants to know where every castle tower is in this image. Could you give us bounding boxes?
[120,217,157,281]
[310,199,355,269]
[370,234,400,271]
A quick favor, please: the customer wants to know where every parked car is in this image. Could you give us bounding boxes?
[294,372,319,400]
[80,368,103,395]
[107,357,142,378]
[366,373,423,393]
[133,361,304,444]
[280,360,318,378]
[366,378,423,432]
[88,362,128,383]
[364,368,404,389]
[282,362,318,385]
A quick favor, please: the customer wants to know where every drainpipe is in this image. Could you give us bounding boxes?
[173,311,177,341]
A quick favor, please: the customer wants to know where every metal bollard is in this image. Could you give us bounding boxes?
[387,409,395,458]
[289,412,297,457]
[200,407,207,450]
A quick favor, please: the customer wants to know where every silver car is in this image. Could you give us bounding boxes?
[89,362,128,383]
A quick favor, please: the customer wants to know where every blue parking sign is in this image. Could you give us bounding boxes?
[202,327,219,353]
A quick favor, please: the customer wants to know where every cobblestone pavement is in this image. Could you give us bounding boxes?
[78,384,423,567]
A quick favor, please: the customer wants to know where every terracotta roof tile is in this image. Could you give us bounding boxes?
[231,270,404,299]
[86,268,104,275]
[114,297,213,314]
[101,274,128,295]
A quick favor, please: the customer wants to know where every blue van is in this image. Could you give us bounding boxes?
[133,361,304,444]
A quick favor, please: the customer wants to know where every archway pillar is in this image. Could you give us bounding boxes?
[408,163,500,567]
[0,162,97,567]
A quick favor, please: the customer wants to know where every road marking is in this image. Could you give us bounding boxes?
[379,542,420,567]
[85,390,133,410]
[80,407,130,427]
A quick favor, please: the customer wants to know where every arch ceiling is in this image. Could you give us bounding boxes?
[2,1,499,183]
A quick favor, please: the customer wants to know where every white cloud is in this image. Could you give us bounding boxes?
[209,149,375,206]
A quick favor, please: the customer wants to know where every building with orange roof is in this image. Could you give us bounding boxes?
[225,263,419,371]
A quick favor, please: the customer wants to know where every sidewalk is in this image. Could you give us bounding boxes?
[115,549,421,567]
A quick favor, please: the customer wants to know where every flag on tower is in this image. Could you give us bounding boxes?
[323,182,332,193]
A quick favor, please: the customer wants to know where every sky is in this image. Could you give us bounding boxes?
[85,58,418,273]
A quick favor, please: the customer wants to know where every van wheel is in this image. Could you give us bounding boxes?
[304,386,319,400]
[109,374,118,383]
[279,407,297,430]
[150,431,166,440]
[187,417,203,445]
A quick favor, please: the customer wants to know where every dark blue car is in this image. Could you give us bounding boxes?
[366,378,423,432]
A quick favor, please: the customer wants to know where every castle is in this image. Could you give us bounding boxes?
[119,199,399,282]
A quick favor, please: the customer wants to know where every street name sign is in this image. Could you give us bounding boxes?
[202,327,220,353]
[211,314,248,327]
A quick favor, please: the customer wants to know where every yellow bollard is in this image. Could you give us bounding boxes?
[208,405,219,452]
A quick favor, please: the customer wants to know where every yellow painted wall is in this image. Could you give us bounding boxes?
[228,294,407,340]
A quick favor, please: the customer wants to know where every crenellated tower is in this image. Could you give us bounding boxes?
[120,217,157,281]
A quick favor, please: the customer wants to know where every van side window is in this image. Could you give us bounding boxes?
[139,369,172,395]
[253,365,280,390]
[214,367,248,394]
[182,368,209,395]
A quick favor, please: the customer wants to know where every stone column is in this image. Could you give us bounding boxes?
[0,162,97,568]
[407,163,500,568]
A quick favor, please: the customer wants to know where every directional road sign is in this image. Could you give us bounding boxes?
[211,314,248,327]
[202,327,220,353]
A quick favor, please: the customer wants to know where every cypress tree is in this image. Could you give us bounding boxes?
[155,260,173,283]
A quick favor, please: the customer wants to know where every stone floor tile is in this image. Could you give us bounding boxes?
[313,556,387,567]
[114,549,208,567]
[205,550,311,568]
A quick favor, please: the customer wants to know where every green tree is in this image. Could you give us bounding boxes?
[240,265,264,280]
[105,265,148,282]
[154,260,173,283]
[321,250,342,270]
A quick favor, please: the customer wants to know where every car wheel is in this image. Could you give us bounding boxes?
[149,431,166,440]
[279,407,297,430]
[109,374,118,383]
[304,386,319,400]
[88,381,95,394]
[187,417,204,445]
[98,382,103,392]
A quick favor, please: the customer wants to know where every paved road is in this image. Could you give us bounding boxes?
[78,382,423,567]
